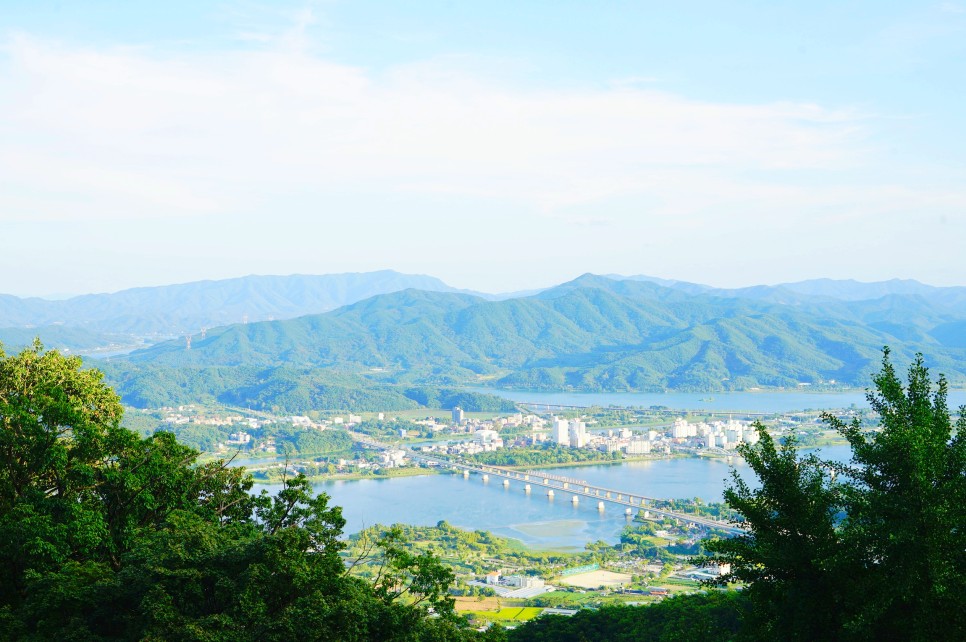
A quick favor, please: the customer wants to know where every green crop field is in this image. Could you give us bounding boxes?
[468,607,544,622]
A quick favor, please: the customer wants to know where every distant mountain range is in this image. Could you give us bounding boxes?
[0,271,472,341]
[91,274,966,408]
[4,271,965,408]
[612,274,966,312]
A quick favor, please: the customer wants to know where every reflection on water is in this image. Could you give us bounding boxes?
[252,444,855,550]
[253,456,734,549]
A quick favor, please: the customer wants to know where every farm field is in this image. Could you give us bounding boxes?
[464,607,545,623]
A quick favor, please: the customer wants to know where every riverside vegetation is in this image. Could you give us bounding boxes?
[2,344,964,640]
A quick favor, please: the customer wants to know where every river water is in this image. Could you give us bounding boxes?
[254,443,853,551]
[472,388,966,413]
[250,388,966,550]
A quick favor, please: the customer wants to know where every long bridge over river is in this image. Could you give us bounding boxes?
[409,452,745,536]
[348,430,744,535]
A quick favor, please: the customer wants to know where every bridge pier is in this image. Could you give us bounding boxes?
[409,455,749,533]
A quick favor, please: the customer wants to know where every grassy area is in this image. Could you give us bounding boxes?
[660,577,702,592]
[314,466,439,482]
[533,590,592,606]
[256,465,441,484]
[466,607,544,622]
[641,535,671,546]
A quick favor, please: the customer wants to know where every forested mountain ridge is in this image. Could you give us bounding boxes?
[112,275,966,397]
[0,271,467,336]
[617,274,966,314]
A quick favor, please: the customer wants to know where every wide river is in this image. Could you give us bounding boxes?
[472,387,966,413]
[254,444,852,551]
[253,389,966,550]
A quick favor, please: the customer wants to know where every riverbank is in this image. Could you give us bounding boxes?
[497,453,684,471]
[253,465,442,484]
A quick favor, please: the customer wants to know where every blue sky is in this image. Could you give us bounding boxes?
[1,1,964,296]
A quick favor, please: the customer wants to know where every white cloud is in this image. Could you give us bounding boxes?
[3,28,966,293]
[0,33,873,224]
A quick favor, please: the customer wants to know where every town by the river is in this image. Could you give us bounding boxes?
[254,436,855,551]
[223,388,965,550]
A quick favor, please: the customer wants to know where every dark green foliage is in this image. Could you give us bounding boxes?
[701,424,842,639]
[508,592,746,642]
[0,345,482,640]
[828,350,966,640]
[702,350,966,640]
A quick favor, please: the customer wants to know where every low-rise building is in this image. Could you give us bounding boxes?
[505,575,545,589]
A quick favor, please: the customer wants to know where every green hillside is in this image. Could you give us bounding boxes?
[100,361,516,413]
[108,276,966,409]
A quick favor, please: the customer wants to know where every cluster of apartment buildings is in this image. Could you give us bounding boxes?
[668,417,761,450]
[162,408,268,430]
[539,417,656,456]
[411,411,762,459]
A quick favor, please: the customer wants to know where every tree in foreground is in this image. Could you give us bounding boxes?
[508,591,745,642]
[703,349,966,640]
[0,344,495,641]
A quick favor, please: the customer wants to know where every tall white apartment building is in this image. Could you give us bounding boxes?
[568,419,588,448]
[552,418,570,446]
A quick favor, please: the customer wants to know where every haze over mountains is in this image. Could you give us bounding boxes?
[3,271,965,409]
[0,271,464,342]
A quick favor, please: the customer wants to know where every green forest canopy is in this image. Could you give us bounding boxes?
[0,344,500,641]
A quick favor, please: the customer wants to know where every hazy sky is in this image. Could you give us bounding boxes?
[2,1,965,296]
